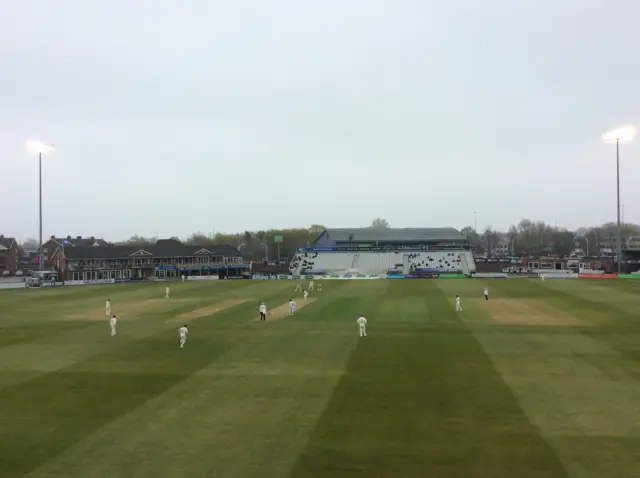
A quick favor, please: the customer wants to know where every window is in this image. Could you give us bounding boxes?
[122,269,131,279]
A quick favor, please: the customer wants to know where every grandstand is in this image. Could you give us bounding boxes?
[289,228,476,276]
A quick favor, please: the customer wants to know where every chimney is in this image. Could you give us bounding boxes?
[89,236,95,241]
[0,234,3,239]
[76,236,82,239]
[67,235,71,240]
[51,235,55,239]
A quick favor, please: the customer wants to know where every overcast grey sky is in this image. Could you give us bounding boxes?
[1,0,639,241]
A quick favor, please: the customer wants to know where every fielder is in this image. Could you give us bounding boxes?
[179,324,188,348]
[110,314,117,336]
[455,295,463,311]
[317,283,322,292]
[294,283,302,291]
[541,273,545,281]
[165,286,170,299]
[484,287,489,301]
[357,316,367,337]
[259,302,267,321]
[308,280,314,291]
[303,290,309,301]
[181,274,186,282]
[289,298,296,315]
[105,299,111,316]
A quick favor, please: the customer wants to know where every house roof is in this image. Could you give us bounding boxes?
[63,239,241,260]
[319,228,465,243]
[0,236,16,249]
[48,236,111,248]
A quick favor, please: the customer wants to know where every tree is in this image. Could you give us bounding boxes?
[185,232,215,245]
[460,226,473,237]
[213,233,242,247]
[507,225,519,254]
[119,235,157,245]
[482,227,501,254]
[21,238,39,251]
[461,226,483,253]
[550,230,576,257]
[370,217,389,229]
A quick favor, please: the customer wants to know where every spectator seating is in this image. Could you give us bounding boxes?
[289,250,476,275]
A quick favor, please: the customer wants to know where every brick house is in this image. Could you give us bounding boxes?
[0,235,20,276]
[52,238,246,281]
[42,235,110,270]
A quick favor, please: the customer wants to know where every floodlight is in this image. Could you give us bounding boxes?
[602,125,637,144]
[26,140,55,154]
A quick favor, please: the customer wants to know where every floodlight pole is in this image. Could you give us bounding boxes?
[584,237,589,257]
[38,152,44,270]
[616,139,622,273]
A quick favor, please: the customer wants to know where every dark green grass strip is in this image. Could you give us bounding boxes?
[0,320,242,477]
[288,281,568,478]
[0,322,93,347]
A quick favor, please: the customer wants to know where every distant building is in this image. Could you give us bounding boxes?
[489,234,511,256]
[313,228,467,248]
[291,227,475,276]
[41,235,111,269]
[0,235,20,276]
[52,238,246,281]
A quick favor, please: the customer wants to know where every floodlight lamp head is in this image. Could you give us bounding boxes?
[26,140,55,154]
[602,125,637,144]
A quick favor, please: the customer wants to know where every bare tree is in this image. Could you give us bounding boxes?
[369,217,390,229]
[185,232,214,245]
[309,224,326,235]
[119,235,157,245]
[21,238,39,251]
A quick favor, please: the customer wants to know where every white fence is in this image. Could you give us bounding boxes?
[64,279,116,286]
[540,272,579,279]
[0,282,25,290]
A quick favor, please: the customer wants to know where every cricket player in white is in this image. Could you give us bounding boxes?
[303,290,309,301]
[165,286,170,299]
[110,315,117,336]
[181,274,186,282]
[105,299,111,316]
[179,325,188,348]
[484,287,489,301]
[308,280,314,291]
[259,302,267,321]
[455,295,462,311]
[357,316,367,337]
[317,283,323,292]
[294,283,302,291]
[289,299,296,315]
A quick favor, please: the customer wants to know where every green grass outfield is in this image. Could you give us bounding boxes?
[1,278,640,478]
